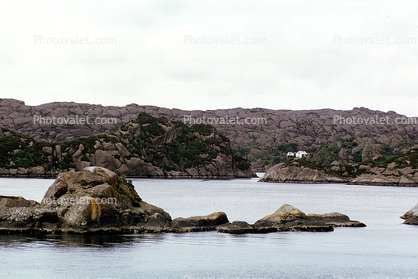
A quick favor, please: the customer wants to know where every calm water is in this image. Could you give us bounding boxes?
[1,176,418,279]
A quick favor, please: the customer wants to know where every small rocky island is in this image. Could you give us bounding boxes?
[0,167,365,234]
[259,149,418,187]
[401,203,418,225]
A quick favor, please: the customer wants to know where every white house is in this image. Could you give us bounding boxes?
[286,152,295,158]
[295,151,308,158]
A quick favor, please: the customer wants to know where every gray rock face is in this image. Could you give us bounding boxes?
[259,162,346,184]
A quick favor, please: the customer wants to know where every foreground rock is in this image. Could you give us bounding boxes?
[259,162,346,184]
[0,167,172,234]
[401,203,418,225]
[0,167,366,234]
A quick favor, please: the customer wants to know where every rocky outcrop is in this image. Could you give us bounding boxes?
[349,152,418,186]
[216,204,365,234]
[259,161,346,184]
[0,167,172,234]
[401,204,418,225]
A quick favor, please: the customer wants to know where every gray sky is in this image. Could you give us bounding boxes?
[1,0,418,116]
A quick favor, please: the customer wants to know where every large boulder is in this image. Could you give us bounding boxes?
[0,167,172,233]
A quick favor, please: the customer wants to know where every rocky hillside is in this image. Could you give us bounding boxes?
[1,98,418,166]
[0,113,252,178]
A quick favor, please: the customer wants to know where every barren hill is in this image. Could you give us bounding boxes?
[1,98,417,165]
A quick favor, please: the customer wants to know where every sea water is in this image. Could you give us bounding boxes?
[1,176,418,279]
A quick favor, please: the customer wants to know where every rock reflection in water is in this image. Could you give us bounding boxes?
[0,233,167,248]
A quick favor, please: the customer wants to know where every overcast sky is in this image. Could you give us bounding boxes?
[1,0,417,116]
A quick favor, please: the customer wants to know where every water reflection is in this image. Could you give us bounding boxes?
[0,232,169,248]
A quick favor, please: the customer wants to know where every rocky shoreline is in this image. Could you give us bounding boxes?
[0,167,365,235]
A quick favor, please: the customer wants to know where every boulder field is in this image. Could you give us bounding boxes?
[0,167,365,234]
